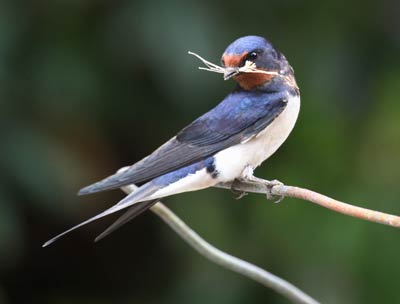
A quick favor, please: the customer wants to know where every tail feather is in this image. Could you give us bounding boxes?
[94,200,158,243]
[43,182,160,247]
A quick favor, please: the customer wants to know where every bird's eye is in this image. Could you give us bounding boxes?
[247,52,258,61]
[221,58,225,66]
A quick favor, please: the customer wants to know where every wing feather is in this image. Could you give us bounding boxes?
[79,91,288,195]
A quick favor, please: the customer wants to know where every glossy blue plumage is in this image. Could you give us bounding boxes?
[176,89,288,145]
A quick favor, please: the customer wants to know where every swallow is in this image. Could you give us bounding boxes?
[43,35,300,247]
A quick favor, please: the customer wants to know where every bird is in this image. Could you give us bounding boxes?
[43,35,300,247]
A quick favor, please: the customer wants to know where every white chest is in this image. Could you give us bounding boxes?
[214,95,300,181]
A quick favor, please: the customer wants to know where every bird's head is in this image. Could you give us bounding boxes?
[221,36,294,90]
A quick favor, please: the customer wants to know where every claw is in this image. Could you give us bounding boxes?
[233,167,286,203]
[233,191,248,200]
[230,179,248,200]
[273,195,285,204]
[264,179,284,203]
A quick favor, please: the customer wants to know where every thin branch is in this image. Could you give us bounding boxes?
[121,184,320,304]
[119,177,399,304]
[216,180,400,228]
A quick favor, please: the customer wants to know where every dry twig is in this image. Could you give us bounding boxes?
[216,180,400,228]
[188,51,280,77]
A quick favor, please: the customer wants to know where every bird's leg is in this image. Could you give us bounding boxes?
[230,178,248,200]
[240,166,285,203]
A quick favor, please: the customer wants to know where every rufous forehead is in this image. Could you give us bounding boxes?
[222,52,248,67]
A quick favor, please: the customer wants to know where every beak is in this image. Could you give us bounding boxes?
[223,67,239,80]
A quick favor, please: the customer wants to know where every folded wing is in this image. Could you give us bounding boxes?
[79,91,288,195]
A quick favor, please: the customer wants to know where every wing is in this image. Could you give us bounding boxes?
[79,90,288,195]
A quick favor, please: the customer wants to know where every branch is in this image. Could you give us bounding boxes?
[121,177,399,304]
[121,184,319,304]
[216,180,400,228]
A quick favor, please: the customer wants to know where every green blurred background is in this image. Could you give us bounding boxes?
[1,0,399,303]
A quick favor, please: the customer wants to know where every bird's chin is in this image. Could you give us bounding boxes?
[234,72,275,90]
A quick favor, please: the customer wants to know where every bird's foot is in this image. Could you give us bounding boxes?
[235,166,285,203]
[241,168,285,203]
[230,178,248,200]
[262,179,284,203]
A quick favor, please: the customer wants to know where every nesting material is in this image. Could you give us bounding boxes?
[188,51,279,77]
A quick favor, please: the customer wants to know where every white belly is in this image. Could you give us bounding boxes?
[214,95,300,181]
